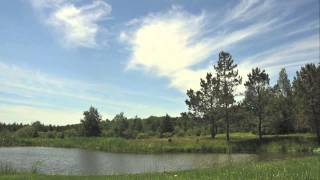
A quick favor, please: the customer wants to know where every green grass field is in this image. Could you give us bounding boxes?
[1,155,319,180]
[0,133,318,153]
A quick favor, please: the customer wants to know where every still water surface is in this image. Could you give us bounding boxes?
[0,147,281,175]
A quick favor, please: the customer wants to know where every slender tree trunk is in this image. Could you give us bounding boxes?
[258,112,262,141]
[209,98,216,139]
[313,115,320,144]
[312,105,320,144]
[226,106,230,142]
[215,125,218,135]
[210,116,216,139]
[315,121,320,145]
[258,89,262,141]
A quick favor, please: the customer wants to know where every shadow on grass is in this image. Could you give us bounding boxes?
[229,135,318,153]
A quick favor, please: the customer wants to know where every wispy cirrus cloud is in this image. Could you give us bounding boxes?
[240,34,319,75]
[31,0,111,48]
[236,34,319,93]
[121,0,319,93]
[0,105,81,125]
[0,61,182,124]
[225,0,261,22]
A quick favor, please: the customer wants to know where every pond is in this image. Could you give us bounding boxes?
[0,147,300,175]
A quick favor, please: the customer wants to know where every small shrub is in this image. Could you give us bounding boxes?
[160,132,173,138]
[146,131,157,137]
[47,131,56,138]
[64,129,79,137]
[101,130,114,137]
[312,147,320,154]
[136,133,149,139]
[15,126,38,138]
[31,161,42,174]
[175,130,185,137]
[196,129,201,136]
[57,132,64,139]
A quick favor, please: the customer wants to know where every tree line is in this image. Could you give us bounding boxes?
[0,51,319,144]
[186,51,319,143]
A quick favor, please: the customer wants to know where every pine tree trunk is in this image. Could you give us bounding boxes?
[210,117,216,139]
[312,105,320,144]
[258,113,262,141]
[215,125,218,135]
[226,106,230,142]
[258,89,262,141]
[316,122,320,145]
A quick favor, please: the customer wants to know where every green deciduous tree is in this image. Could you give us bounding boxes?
[131,116,143,132]
[244,68,270,141]
[81,106,102,137]
[113,112,129,138]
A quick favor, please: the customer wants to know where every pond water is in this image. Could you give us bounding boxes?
[0,147,299,175]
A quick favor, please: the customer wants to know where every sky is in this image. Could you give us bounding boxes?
[0,0,319,125]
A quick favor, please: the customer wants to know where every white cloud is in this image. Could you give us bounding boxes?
[121,6,275,92]
[124,8,210,74]
[31,0,111,48]
[169,68,209,92]
[121,1,318,95]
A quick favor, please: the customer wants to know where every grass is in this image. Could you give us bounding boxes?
[0,133,318,154]
[0,155,319,179]
[0,163,16,175]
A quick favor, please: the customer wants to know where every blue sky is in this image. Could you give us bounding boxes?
[0,0,319,125]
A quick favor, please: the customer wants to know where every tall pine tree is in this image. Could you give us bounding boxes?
[274,68,294,134]
[214,51,242,141]
[293,63,320,144]
[244,68,270,141]
[186,73,220,138]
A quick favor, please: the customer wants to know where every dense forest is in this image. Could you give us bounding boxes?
[0,52,319,144]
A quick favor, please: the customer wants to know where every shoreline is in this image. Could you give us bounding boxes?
[1,156,319,179]
[0,133,318,154]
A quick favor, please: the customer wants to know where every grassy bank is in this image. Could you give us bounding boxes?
[0,133,318,153]
[1,155,319,179]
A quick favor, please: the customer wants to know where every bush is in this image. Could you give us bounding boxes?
[145,131,157,137]
[57,132,64,139]
[64,129,79,137]
[176,131,185,137]
[159,132,173,138]
[136,133,149,139]
[101,130,115,137]
[195,129,201,136]
[0,129,11,138]
[15,126,38,138]
[122,129,137,139]
[47,131,56,138]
